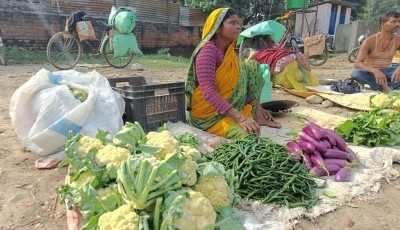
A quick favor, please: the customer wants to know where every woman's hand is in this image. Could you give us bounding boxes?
[237,116,260,135]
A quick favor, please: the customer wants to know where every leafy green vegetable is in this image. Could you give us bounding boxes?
[215,206,244,230]
[157,123,169,132]
[117,153,185,210]
[335,108,400,147]
[176,133,200,148]
[322,190,336,198]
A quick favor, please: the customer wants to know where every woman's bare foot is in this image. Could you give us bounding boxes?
[256,108,282,128]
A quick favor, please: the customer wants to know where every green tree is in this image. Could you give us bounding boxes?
[173,0,285,24]
[361,0,400,23]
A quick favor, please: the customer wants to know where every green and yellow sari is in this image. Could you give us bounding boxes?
[186,8,265,138]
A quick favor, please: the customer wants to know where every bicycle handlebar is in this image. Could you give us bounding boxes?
[82,15,91,20]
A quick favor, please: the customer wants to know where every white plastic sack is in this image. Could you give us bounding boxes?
[9,68,125,156]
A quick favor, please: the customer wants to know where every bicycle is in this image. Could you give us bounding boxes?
[238,11,329,66]
[275,11,328,67]
[47,14,133,70]
[0,28,7,66]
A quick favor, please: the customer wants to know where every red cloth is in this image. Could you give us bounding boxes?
[250,48,298,77]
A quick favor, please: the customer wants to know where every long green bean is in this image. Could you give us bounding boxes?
[205,134,319,209]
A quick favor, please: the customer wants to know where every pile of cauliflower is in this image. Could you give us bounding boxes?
[370,92,400,110]
[59,123,242,230]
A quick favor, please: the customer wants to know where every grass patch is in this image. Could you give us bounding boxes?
[4,46,190,69]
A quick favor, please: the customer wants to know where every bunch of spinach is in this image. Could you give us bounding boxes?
[335,108,400,147]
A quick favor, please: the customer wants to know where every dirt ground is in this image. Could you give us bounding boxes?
[0,54,399,230]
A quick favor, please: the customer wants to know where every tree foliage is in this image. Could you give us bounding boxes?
[174,0,400,25]
[360,0,400,23]
[173,0,285,25]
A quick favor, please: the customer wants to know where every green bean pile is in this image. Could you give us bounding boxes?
[206,135,320,209]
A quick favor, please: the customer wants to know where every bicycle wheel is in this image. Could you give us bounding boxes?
[102,38,133,68]
[347,47,359,63]
[47,31,82,70]
[308,44,328,67]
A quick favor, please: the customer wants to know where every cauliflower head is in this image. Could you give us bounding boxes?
[146,130,180,159]
[180,145,201,162]
[393,100,400,110]
[194,176,230,209]
[112,127,130,145]
[70,171,93,189]
[98,186,114,200]
[181,158,198,186]
[370,93,391,108]
[98,204,139,230]
[95,145,130,168]
[75,136,104,157]
[170,190,216,230]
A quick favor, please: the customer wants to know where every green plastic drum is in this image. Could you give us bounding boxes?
[286,0,310,9]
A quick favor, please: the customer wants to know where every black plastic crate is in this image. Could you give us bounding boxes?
[108,77,186,132]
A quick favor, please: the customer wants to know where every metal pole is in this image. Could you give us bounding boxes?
[314,2,318,35]
[301,0,306,36]
[56,0,60,14]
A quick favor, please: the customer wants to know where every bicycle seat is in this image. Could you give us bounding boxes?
[97,21,113,31]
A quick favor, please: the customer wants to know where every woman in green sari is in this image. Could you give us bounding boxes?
[186,8,281,139]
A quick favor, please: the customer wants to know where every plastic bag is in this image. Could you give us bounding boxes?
[112,31,143,58]
[259,64,273,103]
[331,79,361,94]
[273,60,319,91]
[76,21,96,41]
[9,69,125,156]
[108,6,137,34]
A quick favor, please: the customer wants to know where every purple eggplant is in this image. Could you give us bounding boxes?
[321,149,349,159]
[286,142,303,158]
[309,164,341,177]
[326,164,341,174]
[346,147,360,164]
[326,129,347,151]
[310,151,330,175]
[320,139,332,149]
[324,135,336,147]
[335,166,351,182]
[289,151,301,159]
[299,132,327,153]
[302,122,326,140]
[333,146,342,151]
[348,154,360,164]
[309,166,328,177]
[324,158,359,168]
[302,152,313,170]
[298,140,315,153]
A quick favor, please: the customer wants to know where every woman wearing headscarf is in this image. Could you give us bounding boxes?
[186,8,281,139]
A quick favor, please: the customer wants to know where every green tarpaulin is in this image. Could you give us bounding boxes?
[237,20,286,46]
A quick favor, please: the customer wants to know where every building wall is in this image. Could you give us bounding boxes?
[294,3,352,38]
[335,21,379,53]
[0,0,207,56]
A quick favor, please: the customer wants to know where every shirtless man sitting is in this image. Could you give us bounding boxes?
[351,11,400,93]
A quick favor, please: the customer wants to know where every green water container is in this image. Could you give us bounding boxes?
[286,0,310,10]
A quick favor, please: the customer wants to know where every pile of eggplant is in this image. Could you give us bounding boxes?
[287,122,360,182]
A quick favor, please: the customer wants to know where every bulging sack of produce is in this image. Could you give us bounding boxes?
[109,7,137,34]
[76,21,96,41]
[9,68,125,157]
[112,31,143,58]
